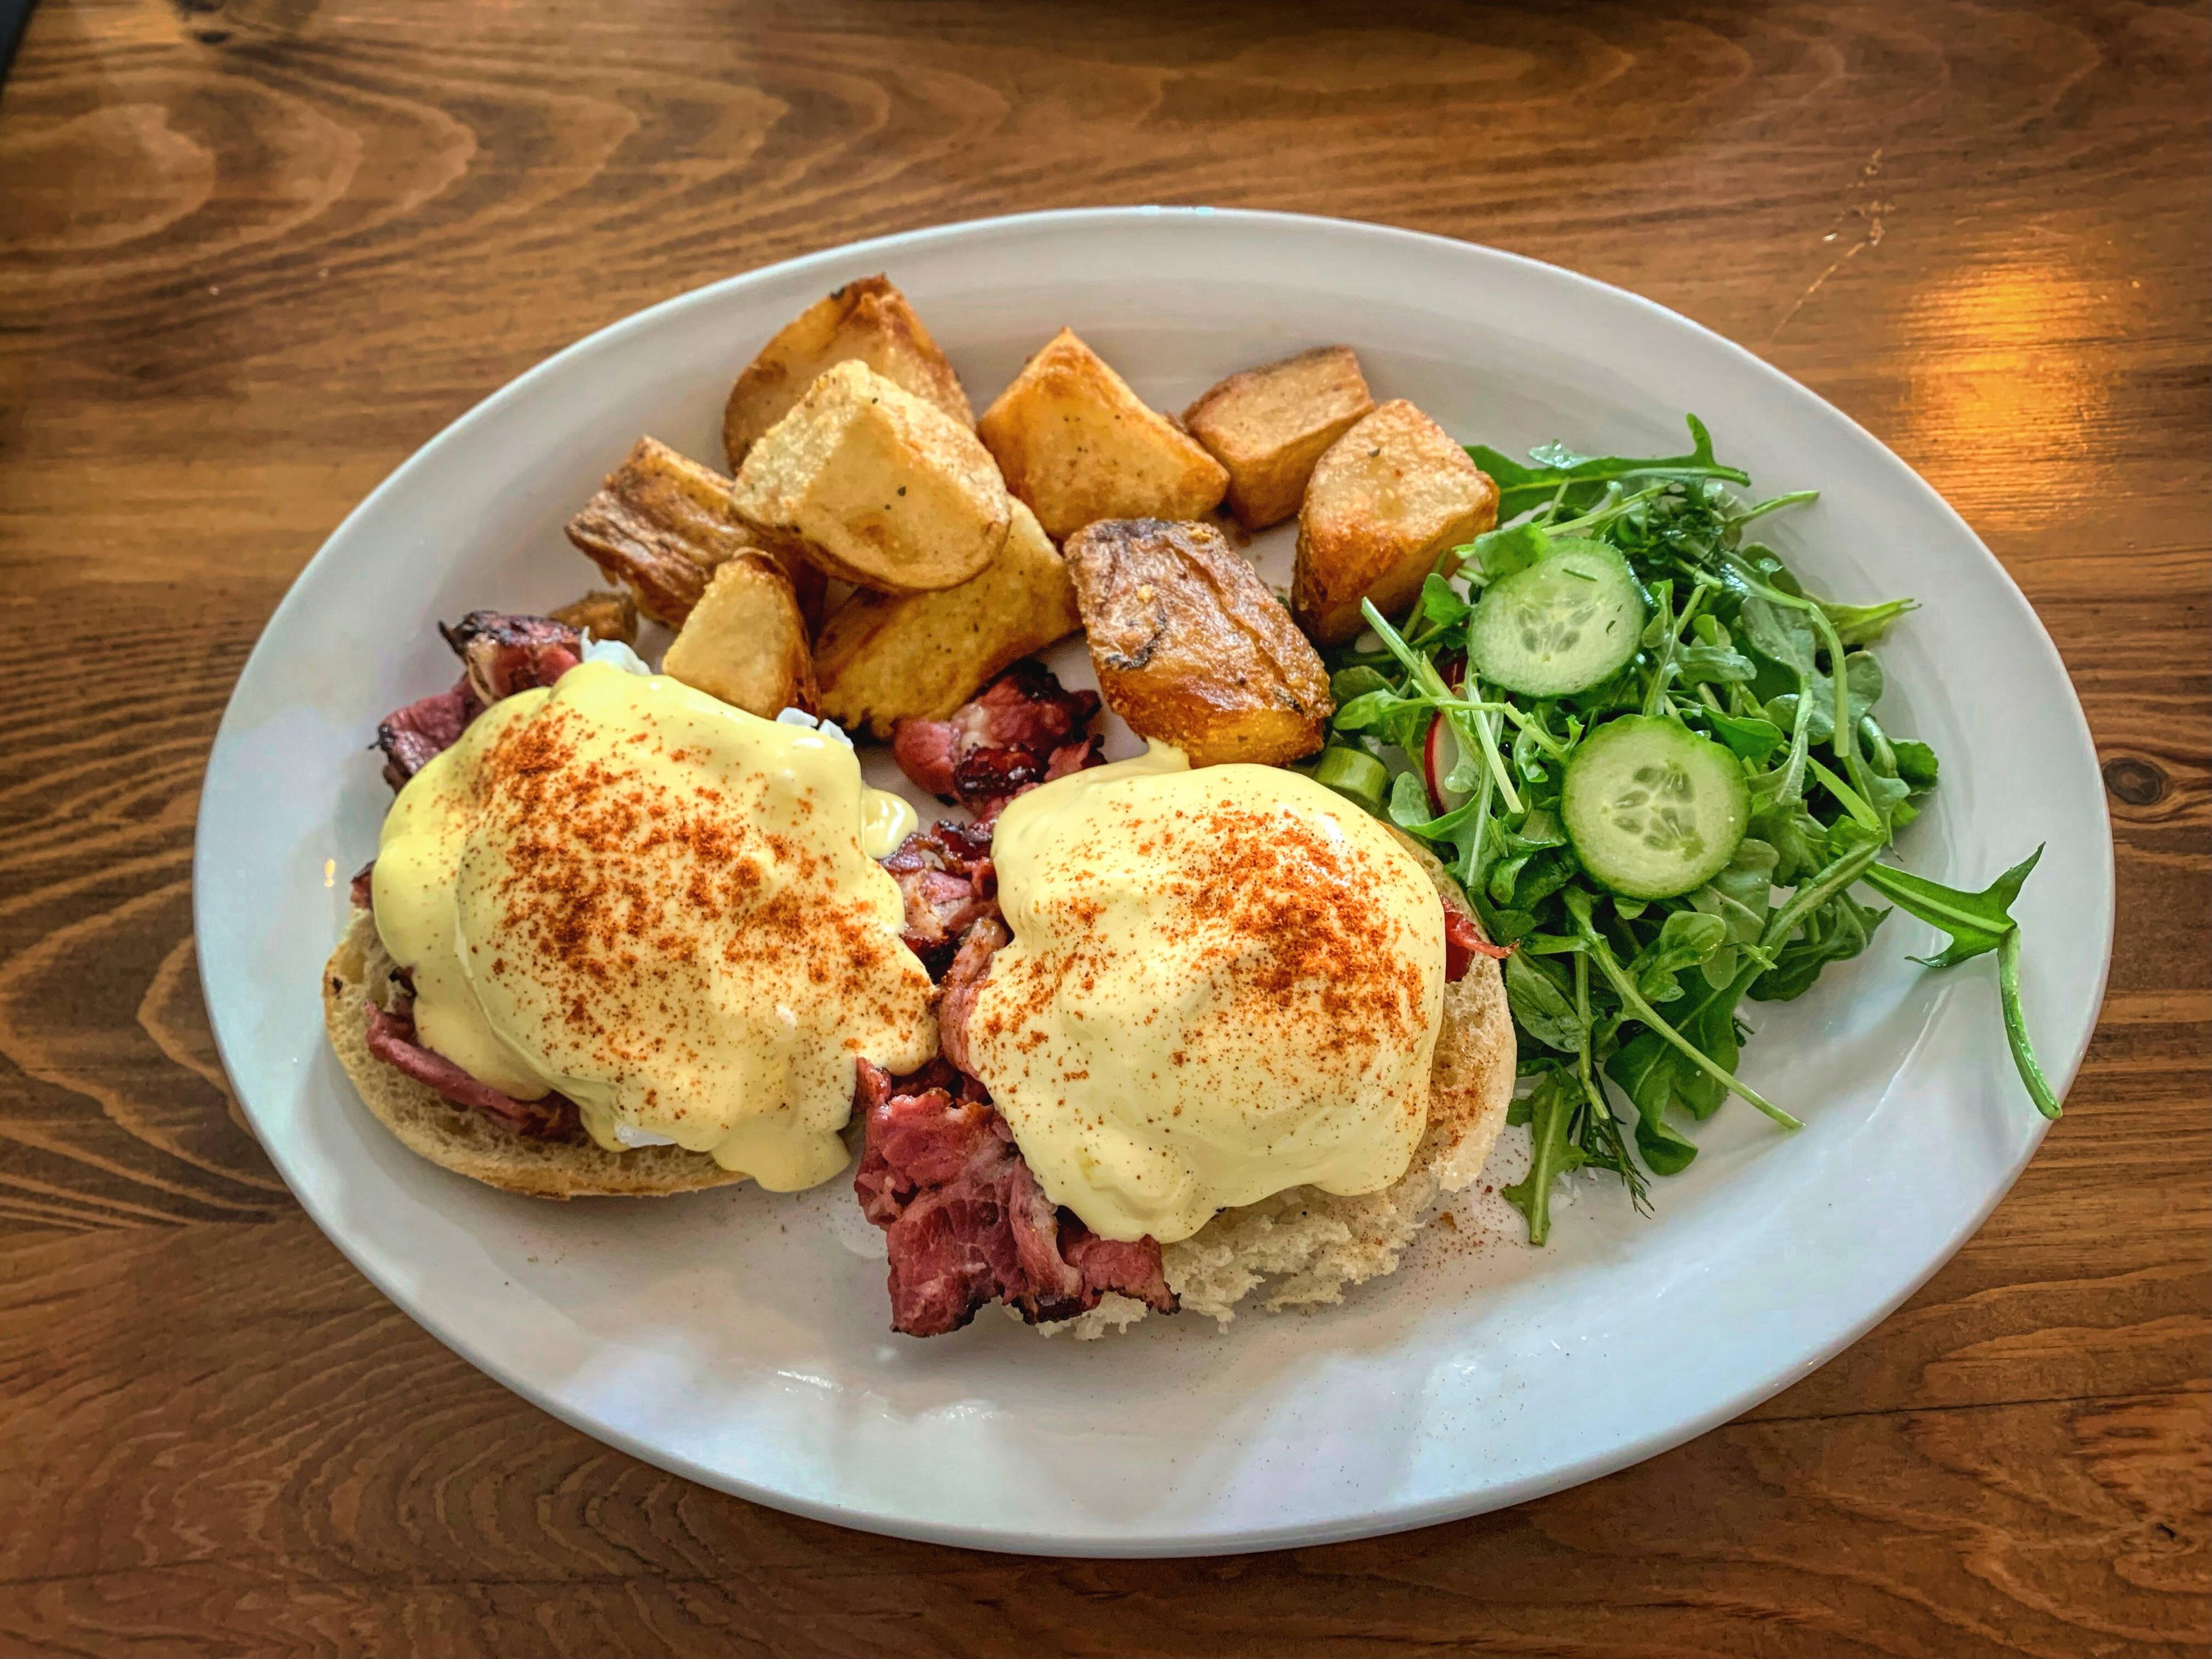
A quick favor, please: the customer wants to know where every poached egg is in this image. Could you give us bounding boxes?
[964,744,1446,1243]
[371,660,934,1189]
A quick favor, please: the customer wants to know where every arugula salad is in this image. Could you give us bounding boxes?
[1309,418,2056,1243]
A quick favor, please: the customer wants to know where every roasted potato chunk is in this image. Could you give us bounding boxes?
[813,501,1080,737]
[1063,518,1332,767]
[1293,400,1499,646]
[1183,346,1374,531]
[730,360,1012,594]
[547,588,638,645]
[976,328,1228,540]
[661,553,818,717]
[722,274,975,469]
[565,436,824,629]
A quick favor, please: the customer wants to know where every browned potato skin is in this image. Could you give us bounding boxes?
[565,437,824,630]
[547,588,638,645]
[661,553,819,718]
[814,502,1079,738]
[1063,518,1333,767]
[722,275,974,469]
[1293,400,1499,646]
[977,328,1228,540]
[1183,346,1374,531]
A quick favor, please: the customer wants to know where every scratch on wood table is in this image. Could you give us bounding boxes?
[1,1,2206,1654]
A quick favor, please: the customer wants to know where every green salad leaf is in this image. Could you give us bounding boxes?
[1468,415,1751,520]
[1861,849,2059,1118]
[1317,415,2061,1242]
[1503,950,1583,1052]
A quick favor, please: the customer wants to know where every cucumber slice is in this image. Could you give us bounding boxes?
[1468,539,1644,697]
[1562,716,1751,899]
[1314,745,1388,813]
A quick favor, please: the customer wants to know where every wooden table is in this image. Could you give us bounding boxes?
[2,2,2206,1653]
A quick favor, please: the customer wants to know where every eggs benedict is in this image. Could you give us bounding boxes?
[972,744,1442,1241]
[325,638,937,1198]
[855,722,1516,1337]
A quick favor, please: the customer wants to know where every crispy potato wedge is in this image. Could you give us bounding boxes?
[976,328,1228,540]
[565,437,824,629]
[1293,400,1499,645]
[1183,346,1374,531]
[547,588,639,645]
[661,553,818,718]
[1063,518,1332,767]
[813,501,1080,737]
[731,361,1012,594]
[722,275,974,469]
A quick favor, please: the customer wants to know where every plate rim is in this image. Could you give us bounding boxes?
[192,205,2117,1556]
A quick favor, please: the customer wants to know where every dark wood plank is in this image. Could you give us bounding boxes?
[1,0,2206,1653]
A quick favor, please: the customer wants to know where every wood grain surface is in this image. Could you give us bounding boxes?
[2,1,2207,1653]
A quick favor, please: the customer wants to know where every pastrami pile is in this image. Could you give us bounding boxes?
[862,664,1179,1336]
[374,611,585,789]
[889,659,1103,826]
[851,1057,1176,1335]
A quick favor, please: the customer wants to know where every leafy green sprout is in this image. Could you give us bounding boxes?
[1312,416,2060,1246]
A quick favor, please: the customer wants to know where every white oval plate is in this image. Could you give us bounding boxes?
[195,209,2112,1556]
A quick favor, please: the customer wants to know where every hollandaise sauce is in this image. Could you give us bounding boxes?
[372,662,935,1188]
[967,744,1446,1243]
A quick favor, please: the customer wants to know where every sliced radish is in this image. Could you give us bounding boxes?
[1423,658,1472,813]
[1424,715,1471,815]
